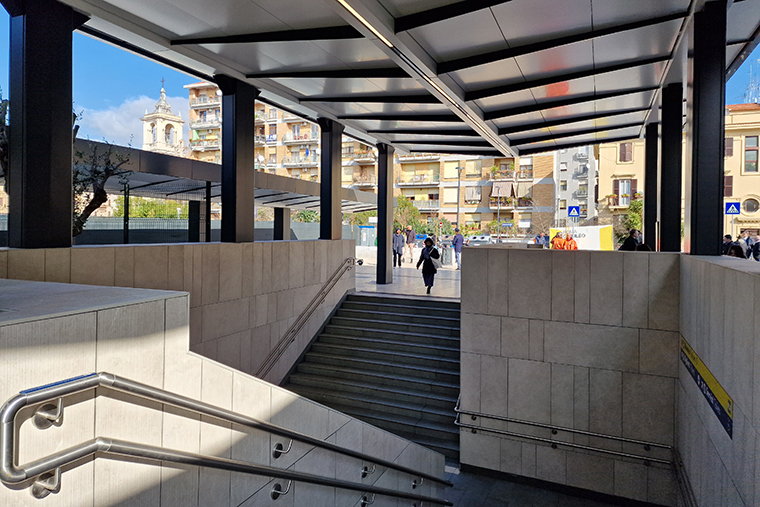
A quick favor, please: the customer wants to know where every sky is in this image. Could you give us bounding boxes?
[0,9,759,147]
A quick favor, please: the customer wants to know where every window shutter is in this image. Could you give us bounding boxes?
[724,175,733,197]
[725,138,733,157]
[613,180,620,206]
[631,179,638,198]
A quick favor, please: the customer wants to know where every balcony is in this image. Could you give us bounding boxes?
[190,96,221,108]
[490,169,515,180]
[254,135,266,144]
[489,197,514,210]
[575,167,589,179]
[516,168,533,179]
[516,197,533,208]
[190,139,220,151]
[282,132,319,144]
[352,175,377,188]
[576,150,589,160]
[396,174,440,186]
[282,113,303,123]
[255,113,266,124]
[351,150,376,163]
[398,153,440,163]
[190,118,221,129]
[412,200,440,210]
[282,156,319,167]
[576,188,589,198]
[266,134,278,144]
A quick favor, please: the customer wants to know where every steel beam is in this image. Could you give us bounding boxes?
[318,118,344,240]
[498,108,649,136]
[512,123,643,147]
[466,55,670,102]
[644,122,660,249]
[399,139,492,147]
[172,26,362,45]
[661,84,683,252]
[300,93,439,103]
[394,0,512,32]
[687,1,726,255]
[216,75,260,243]
[376,143,394,285]
[410,149,502,156]
[518,135,638,156]
[367,128,478,136]
[337,113,462,122]
[273,207,291,241]
[245,68,408,79]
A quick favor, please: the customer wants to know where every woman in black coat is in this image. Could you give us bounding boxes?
[416,237,440,294]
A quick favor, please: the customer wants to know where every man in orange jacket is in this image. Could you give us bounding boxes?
[564,233,578,250]
[550,232,565,250]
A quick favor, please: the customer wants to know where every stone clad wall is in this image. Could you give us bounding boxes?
[0,279,445,507]
[678,256,760,506]
[0,239,355,384]
[460,247,680,505]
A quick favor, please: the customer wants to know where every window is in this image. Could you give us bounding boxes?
[724,175,733,197]
[613,178,637,206]
[619,142,633,163]
[743,198,759,214]
[560,162,568,171]
[745,136,758,172]
[559,199,567,209]
[577,184,588,197]
[292,124,300,136]
[560,180,567,191]
[725,137,733,157]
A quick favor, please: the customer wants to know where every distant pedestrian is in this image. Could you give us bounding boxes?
[619,229,640,251]
[727,244,745,258]
[534,232,547,248]
[452,228,464,270]
[550,232,565,250]
[751,236,760,261]
[721,235,733,256]
[392,228,405,267]
[564,233,578,250]
[742,231,754,258]
[405,225,416,262]
[416,237,440,295]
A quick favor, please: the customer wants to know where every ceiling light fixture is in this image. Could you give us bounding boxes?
[334,0,513,156]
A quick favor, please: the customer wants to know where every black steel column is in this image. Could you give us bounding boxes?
[215,75,259,243]
[273,207,290,240]
[377,143,394,284]
[123,183,130,244]
[644,122,660,249]
[660,84,683,252]
[205,181,212,242]
[188,201,201,242]
[317,118,344,240]
[5,0,87,248]
[688,0,727,255]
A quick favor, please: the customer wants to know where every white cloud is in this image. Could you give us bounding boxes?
[77,95,190,148]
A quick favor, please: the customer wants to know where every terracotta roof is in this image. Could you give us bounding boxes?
[726,103,760,112]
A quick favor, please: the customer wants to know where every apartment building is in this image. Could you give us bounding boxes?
[184,82,221,163]
[554,146,597,227]
[341,140,378,191]
[256,104,320,180]
[597,139,645,229]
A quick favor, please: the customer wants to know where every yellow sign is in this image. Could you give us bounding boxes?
[680,337,733,437]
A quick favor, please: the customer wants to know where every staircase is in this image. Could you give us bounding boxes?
[283,293,461,460]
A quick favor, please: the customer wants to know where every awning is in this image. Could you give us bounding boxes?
[490,182,512,198]
[465,187,482,201]
[516,182,532,198]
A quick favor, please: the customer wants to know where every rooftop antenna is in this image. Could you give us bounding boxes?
[744,59,760,104]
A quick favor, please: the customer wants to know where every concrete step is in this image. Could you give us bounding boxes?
[347,293,460,312]
[310,343,459,371]
[335,308,460,329]
[323,324,460,348]
[342,300,461,319]
[328,316,460,338]
[304,352,460,384]
[287,373,457,410]
[319,334,459,359]
[295,363,460,398]
[288,385,456,426]
[389,430,460,460]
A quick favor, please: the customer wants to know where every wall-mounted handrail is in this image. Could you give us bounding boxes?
[257,256,355,378]
[1,372,452,493]
[455,401,672,466]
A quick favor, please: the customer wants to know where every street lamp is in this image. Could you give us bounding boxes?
[456,166,464,229]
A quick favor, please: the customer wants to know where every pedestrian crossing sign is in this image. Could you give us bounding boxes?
[725,202,740,215]
[568,206,580,217]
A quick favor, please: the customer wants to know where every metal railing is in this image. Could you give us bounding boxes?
[1,372,453,502]
[257,257,355,378]
[190,118,221,129]
[412,200,440,210]
[396,174,440,185]
[455,400,672,466]
[190,96,221,107]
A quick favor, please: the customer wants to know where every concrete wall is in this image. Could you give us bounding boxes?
[460,247,680,505]
[678,256,760,506]
[0,279,445,507]
[0,239,355,384]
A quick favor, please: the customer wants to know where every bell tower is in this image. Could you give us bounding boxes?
[141,80,185,155]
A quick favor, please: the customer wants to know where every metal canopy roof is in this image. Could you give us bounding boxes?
[65,0,760,156]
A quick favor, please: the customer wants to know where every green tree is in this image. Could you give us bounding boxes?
[393,195,423,231]
[114,197,188,219]
[616,198,643,243]
[292,210,320,223]
[422,216,454,235]
[342,210,375,226]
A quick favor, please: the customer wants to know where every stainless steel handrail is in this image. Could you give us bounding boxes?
[1,372,452,490]
[257,256,355,378]
[454,402,672,466]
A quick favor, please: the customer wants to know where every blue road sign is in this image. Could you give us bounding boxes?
[568,206,580,217]
[502,222,512,227]
[725,202,740,215]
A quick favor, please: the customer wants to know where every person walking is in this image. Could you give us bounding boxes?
[392,228,405,267]
[742,231,754,259]
[751,235,760,261]
[416,237,440,294]
[452,228,464,270]
[721,235,734,256]
[564,233,578,250]
[619,229,640,251]
[550,232,565,250]
[404,225,416,262]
